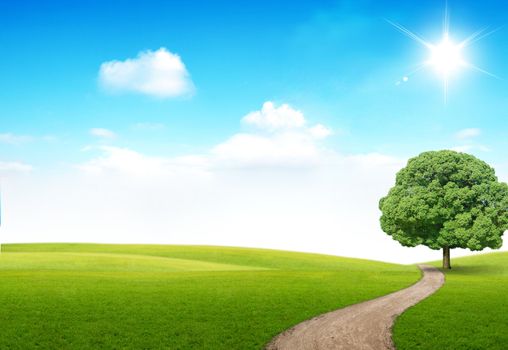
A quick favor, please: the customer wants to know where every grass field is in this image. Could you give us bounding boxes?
[394,251,508,350]
[0,243,419,349]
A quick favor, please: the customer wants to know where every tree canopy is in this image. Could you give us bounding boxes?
[379,150,508,254]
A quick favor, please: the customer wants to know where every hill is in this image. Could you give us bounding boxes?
[0,243,418,349]
[394,251,508,350]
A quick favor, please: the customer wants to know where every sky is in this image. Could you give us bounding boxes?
[2,0,508,263]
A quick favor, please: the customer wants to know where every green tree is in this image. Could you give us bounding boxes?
[379,150,508,269]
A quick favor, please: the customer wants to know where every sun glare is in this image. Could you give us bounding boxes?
[428,35,464,76]
[387,3,498,101]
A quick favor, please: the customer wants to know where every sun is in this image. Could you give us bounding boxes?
[428,35,465,76]
[387,4,498,101]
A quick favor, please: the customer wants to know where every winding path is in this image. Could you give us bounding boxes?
[266,264,444,350]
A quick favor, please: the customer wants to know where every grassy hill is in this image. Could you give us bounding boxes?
[0,243,419,349]
[394,251,508,350]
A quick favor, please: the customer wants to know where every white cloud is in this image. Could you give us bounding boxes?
[308,124,333,139]
[212,132,324,167]
[242,101,306,131]
[90,128,116,139]
[0,133,32,145]
[455,128,481,139]
[99,48,194,98]
[211,101,333,167]
[0,161,33,173]
[452,129,489,154]
[80,102,332,170]
[82,102,331,172]
[78,147,163,176]
[78,146,209,178]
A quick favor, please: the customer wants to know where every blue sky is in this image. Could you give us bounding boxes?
[1,0,508,262]
[2,0,508,164]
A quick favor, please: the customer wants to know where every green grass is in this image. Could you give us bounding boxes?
[394,251,508,350]
[0,243,419,349]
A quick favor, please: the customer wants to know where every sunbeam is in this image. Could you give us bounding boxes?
[388,2,498,101]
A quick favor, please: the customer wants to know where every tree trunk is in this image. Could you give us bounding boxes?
[443,246,451,269]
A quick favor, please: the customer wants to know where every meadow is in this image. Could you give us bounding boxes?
[0,243,419,349]
[393,251,508,350]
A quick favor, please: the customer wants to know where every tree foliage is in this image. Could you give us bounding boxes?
[379,150,508,251]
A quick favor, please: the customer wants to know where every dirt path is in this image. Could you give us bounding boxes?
[266,264,444,350]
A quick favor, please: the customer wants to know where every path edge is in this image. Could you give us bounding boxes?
[265,264,445,350]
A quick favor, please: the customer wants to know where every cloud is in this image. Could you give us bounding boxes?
[242,101,306,131]
[451,128,489,153]
[308,124,333,139]
[78,146,169,176]
[455,128,481,139]
[98,48,194,98]
[85,102,332,172]
[213,102,333,167]
[78,146,209,178]
[0,133,32,145]
[0,161,33,173]
[212,132,325,167]
[80,102,333,171]
[90,128,116,139]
